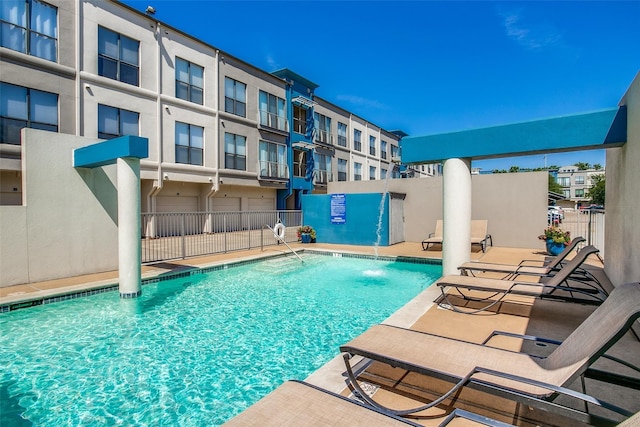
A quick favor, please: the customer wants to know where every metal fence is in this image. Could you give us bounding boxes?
[559,209,606,258]
[141,210,302,263]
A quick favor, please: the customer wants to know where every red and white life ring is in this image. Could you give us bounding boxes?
[273,223,286,240]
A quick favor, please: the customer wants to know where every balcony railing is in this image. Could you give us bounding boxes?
[258,110,288,132]
[293,117,305,134]
[315,129,333,146]
[313,169,332,185]
[258,160,288,180]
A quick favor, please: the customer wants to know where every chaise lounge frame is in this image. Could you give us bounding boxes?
[340,283,640,426]
[422,220,493,253]
[438,245,606,313]
[458,236,587,280]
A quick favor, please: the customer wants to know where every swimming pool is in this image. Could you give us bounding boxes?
[0,253,441,426]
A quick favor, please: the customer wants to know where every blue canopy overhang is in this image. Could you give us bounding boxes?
[401,106,627,164]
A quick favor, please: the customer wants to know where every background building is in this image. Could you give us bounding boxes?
[554,165,605,209]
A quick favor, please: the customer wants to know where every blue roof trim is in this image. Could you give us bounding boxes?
[73,135,149,168]
[401,107,627,164]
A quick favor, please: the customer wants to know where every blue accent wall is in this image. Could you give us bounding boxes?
[401,107,627,164]
[301,193,389,246]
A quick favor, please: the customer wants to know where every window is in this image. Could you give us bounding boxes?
[575,176,585,185]
[0,82,58,145]
[175,122,203,166]
[98,104,138,139]
[380,140,387,159]
[293,105,307,134]
[224,77,246,117]
[98,26,139,86]
[259,140,287,179]
[369,136,376,156]
[259,91,286,131]
[314,153,331,184]
[337,158,347,181]
[354,162,362,181]
[314,112,331,145]
[175,58,203,104]
[337,122,347,147]
[390,144,398,159]
[575,188,585,198]
[1,0,57,61]
[563,189,570,199]
[558,177,570,187]
[224,132,246,170]
[381,168,387,180]
[369,165,376,180]
[353,129,362,151]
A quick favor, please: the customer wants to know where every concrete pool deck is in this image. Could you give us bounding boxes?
[2,243,637,425]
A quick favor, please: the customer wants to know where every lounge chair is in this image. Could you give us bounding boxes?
[459,236,586,280]
[439,245,606,312]
[422,220,493,252]
[471,220,493,253]
[340,283,640,425]
[422,220,443,251]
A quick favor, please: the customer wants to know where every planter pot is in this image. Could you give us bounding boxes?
[301,233,312,243]
[546,239,565,256]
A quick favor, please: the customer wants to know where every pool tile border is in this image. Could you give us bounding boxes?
[1,250,441,313]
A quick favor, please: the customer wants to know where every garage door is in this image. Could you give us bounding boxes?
[157,196,199,213]
[155,196,201,236]
[248,197,274,211]
[211,197,241,231]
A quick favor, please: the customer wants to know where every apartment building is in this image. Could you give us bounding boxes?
[0,0,406,213]
[554,165,605,208]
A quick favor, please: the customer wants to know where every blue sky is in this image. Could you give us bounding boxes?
[121,0,638,171]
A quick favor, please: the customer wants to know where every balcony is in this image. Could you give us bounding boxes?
[258,160,288,181]
[313,169,333,185]
[258,110,288,133]
[315,129,333,146]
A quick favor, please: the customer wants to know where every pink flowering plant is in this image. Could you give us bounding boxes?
[538,226,571,245]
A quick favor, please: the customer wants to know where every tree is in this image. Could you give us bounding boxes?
[587,174,605,205]
[574,162,590,170]
[509,166,520,173]
[549,174,563,194]
[593,163,603,171]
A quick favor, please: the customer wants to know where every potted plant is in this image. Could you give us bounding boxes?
[538,226,571,256]
[297,225,316,243]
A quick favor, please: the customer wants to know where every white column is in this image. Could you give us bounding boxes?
[442,158,472,276]
[117,157,142,298]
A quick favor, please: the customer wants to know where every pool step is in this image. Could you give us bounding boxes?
[253,256,305,274]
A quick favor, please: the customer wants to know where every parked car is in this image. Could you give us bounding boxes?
[548,206,564,221]
[580,204,604,213]
[547,210,562,225]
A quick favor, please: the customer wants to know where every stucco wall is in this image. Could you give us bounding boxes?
[329,171,548,249]
[605,73,640,287]
[0,130,119,287]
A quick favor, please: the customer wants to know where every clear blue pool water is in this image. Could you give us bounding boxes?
[0,253,441,426]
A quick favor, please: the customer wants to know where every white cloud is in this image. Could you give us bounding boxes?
[265,55,279,71]
[500,9,563,50]
[336,94,387,110]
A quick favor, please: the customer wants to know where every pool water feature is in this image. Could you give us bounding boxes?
[0,253,441,426]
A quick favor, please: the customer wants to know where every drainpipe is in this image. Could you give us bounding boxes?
[155,21,164,199]
[205,170,219,232]
[75,1,81,135]
[145,20,164,238]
